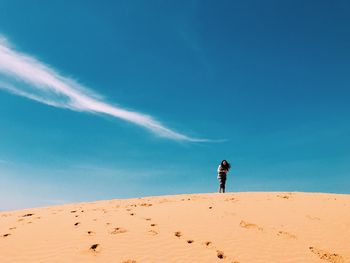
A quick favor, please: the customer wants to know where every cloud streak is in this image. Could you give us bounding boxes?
[0,36,208,142]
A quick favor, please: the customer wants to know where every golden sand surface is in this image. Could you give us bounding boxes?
[1,192,349,262]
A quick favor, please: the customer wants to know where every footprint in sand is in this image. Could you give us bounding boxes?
[277,195,290,199]
[174,231,182,237]
[150,223,156,227]
[74,222,81,226]
[148,230,158,235]
[224,197,238,202]
[277,231,297,239]
[309,246,344,263]
[140,203,152,207]
[217,250,226,259]
[202,241,237,262]
[110,227,127,234]
[2,233,11,237]
[144,218,152,221]
[89,243,101,252]
[173,232,238,262]
[239,220,263,231]
[9,227,16,230]
[22,213,34,217]
[306,215,320,221]
[327,197,337,201]
[87,231,95,235]
[122,260,136,263]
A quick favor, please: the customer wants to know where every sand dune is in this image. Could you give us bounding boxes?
[1,192,349,263]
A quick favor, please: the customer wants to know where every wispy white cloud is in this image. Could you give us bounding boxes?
[0,36,210,142]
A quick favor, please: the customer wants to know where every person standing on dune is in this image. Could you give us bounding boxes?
[217,160,231,193]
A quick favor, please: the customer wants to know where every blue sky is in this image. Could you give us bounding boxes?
[0,0,349,210]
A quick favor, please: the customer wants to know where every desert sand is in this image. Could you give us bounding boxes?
[1,192,349,263]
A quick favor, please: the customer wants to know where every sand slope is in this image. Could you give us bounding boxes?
[1,192,349,263]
